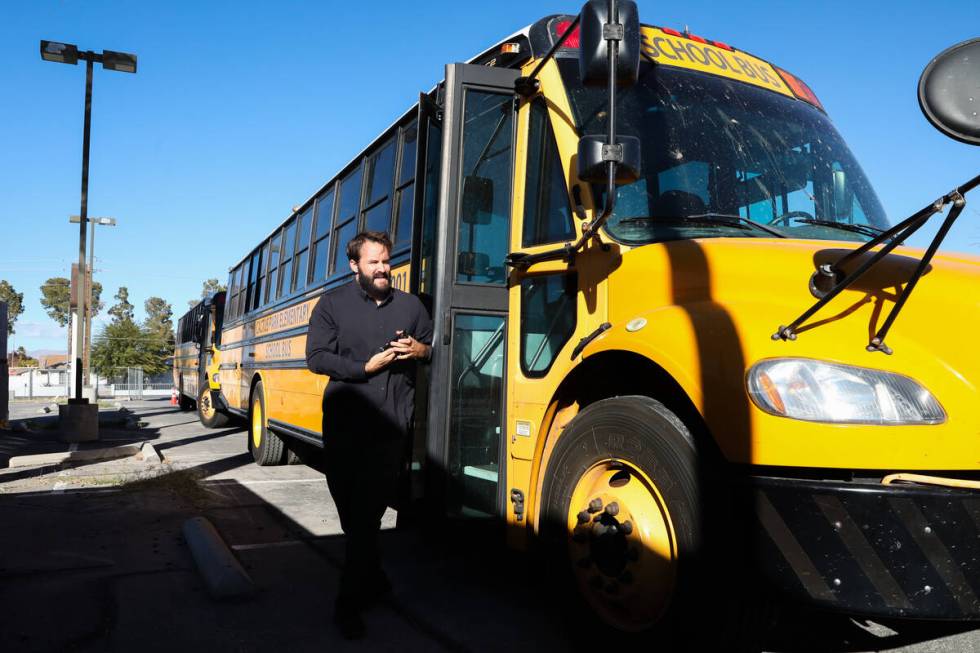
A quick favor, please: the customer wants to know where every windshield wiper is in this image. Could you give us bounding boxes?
[794,218,883,238]
[773,171,980,354]
[619,213,786,238]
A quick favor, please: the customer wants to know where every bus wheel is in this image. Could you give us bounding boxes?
[197,386,229,429]
[540,395,700,636]
[248,381,285,466]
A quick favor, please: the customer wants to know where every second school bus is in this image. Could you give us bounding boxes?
[215,5,980,634]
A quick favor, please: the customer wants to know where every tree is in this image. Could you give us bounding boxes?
[91,319,169,377]
[189,278,226,308]
[143,297,175,366]
[11,346,38,367]
[0,280,24,335]
[108,286,135,323]
[40,277,103,326]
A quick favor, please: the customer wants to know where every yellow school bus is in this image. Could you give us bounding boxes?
[173,291,229,428]
[217,4,980,636]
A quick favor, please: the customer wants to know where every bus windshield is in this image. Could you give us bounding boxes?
[557,59,889,245]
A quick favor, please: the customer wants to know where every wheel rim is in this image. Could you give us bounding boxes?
[200,390,215,419]
[566,458,678,631]
[251,399,263,449]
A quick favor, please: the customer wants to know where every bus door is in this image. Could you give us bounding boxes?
[425,64,519,518]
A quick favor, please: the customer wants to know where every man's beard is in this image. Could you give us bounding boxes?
[358,271,391,300]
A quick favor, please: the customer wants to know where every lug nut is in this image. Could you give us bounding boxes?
[604,502,620,517]
[592,522,608,537]
[621,520,633,535]
[577,510,591,524]
[572,532,588,544]
[588,498,603,513]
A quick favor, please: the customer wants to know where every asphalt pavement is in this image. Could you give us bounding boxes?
[0,398,976,652]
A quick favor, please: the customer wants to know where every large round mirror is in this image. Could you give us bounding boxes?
[918,38,980,145]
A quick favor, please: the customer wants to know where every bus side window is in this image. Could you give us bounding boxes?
[522,100,575,248]
[363,138,395,234]
[265,232,281,304]
[331,164,363,275]
[292,205,313,293]
[393,121,417,248]
[310,187,334,283]
[276,219,296,300]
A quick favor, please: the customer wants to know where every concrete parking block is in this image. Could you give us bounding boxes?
[7,442,142,468]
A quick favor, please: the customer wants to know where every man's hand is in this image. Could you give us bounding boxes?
[365,348,398,374]
[390,336,430,361]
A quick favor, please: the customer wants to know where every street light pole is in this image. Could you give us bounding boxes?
[40,40,136,405]
[72,55,94,401]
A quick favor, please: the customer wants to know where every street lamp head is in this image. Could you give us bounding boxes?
[101,50,137,74]
[40,40,79,65]
[69,215,116,226]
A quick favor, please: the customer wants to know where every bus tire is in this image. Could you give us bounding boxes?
[177,383,195,411]
[539,395,702,640]
[198,386,229,429]
[248,381,285,466]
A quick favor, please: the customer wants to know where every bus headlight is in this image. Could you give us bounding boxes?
[747,359,945,425]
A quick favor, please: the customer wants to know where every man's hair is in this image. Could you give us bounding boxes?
[347,231,392,263]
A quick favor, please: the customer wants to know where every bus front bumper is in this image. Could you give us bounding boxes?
[749,474,980,619]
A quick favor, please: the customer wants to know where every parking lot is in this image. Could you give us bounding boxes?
[0,399,976,652]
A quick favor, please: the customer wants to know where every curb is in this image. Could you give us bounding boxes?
[182,516,256,600]
[7,443,143,469]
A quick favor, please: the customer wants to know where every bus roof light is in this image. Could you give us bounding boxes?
[500,42,521,54]
[775,67,825,112]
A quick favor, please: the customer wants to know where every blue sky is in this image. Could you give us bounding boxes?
[2,1,978,354]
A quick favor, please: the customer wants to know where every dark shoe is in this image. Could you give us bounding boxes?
[334,600,366,640]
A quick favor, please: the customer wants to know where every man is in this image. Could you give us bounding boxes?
[305,231,432,639]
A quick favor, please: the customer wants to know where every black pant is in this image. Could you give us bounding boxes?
[323,432,406,603]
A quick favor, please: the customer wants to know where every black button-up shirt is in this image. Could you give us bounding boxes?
[306,280,433,440]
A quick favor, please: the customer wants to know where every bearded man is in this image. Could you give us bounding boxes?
[305,231,432,638]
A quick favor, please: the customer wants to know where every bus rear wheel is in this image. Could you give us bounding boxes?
[248,381,285,466]
[198,386,229,429]
[540,395,701,638]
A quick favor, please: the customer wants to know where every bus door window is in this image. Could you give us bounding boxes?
[456,90,514,285]
[418,112,442,300]
[448,313,506,516]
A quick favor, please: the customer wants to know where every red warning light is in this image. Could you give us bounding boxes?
[555,20,581,49]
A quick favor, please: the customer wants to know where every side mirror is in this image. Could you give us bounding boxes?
[579,0,640,87]
[461,176,494,224]
[832,169,854,221]
[578,134,641,184]
[918,38,980,145]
